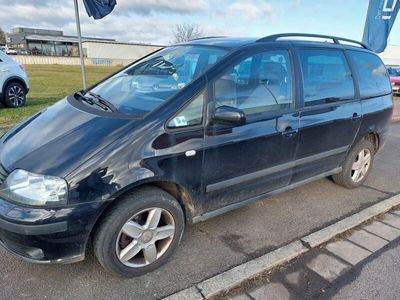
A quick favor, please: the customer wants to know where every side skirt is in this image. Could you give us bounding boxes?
[192,167,342,223]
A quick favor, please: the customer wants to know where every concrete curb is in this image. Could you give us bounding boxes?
[197,241,308,299]
[164,194,400,300]
[301,194,400,248]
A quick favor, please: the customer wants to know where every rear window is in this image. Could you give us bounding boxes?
[299,49,355,106]
[348,50,391,98]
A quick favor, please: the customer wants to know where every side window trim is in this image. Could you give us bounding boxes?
[209,47,296,123]
[298,48,357,109]
[343,49,361,101]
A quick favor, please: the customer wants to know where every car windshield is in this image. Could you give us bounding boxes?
[86,45,227,116]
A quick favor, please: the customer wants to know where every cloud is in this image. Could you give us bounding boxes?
[64,16,175,44]
[226,2,273,21]
[0,0,211,44]
[0,0,277,44]
[0,2,74,27]
[116,0,209,15]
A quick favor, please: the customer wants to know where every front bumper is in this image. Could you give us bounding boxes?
[0,196,108,264]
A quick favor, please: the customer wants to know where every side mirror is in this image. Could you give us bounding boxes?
[213,106,246,125]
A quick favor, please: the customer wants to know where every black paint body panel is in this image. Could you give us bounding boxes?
[0,38,393,263]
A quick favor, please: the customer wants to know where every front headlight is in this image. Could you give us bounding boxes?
[0,169,68,206]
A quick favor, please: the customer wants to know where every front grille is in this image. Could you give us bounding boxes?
[0,164,9,185]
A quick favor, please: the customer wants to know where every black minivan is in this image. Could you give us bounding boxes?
[0,34,393,277]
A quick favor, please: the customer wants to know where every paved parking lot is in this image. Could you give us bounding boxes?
[1,123,399,300]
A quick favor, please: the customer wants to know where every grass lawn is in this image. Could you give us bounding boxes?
[0,64,121,127]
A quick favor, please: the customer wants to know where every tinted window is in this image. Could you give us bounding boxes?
[300,50,355,106]
[168,92,204,128]
[214,50,293,117]
[348,51,391,98]
[387,67,400,76]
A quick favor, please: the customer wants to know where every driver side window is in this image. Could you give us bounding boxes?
[214,50,293,117]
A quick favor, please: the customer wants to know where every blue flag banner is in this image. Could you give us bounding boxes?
[363,0,400,53]
[82,0,117,20]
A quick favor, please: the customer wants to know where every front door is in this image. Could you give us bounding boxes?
[201,48,300,214]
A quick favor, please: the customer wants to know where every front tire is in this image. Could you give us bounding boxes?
[333,139,375,189]
[3,82,26,108]
[93,187,185,277]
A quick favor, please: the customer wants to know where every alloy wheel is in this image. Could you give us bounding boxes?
[115,207,176,268]
[8,85,25,107]
[351,148,371,183]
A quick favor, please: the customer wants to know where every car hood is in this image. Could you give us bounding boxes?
[0,97,136,177]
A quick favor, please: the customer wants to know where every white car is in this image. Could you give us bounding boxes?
[5,48,18,55]
[0,50,29,108]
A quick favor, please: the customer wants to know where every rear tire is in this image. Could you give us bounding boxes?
[3,82,26,108]
[333,139,375,189]
[93,187,185,277]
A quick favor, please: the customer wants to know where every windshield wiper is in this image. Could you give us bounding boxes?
[74,91,95,105]
[87,92,117,112]
[74,91,113,112]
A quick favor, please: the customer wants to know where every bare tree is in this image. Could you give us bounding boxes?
[173,23,203,43]
[0,28,6,45]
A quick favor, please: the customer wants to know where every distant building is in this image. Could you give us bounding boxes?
[82,40,163,60]
[8,27,164,62]
[9,27,115,56]
[379,44,400,66]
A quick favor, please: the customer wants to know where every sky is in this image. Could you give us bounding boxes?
[0,0,400,46]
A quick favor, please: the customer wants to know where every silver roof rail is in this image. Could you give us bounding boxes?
[257,33,370,50]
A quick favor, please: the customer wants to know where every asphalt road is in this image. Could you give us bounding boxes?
[1,123,400,300]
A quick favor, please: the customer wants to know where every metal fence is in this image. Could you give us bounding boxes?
[12,55,133,66]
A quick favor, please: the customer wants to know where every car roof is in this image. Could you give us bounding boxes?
[0,50,9,60]
[182,37,258,49]
[0,51,17,63]
[181,34,372,53]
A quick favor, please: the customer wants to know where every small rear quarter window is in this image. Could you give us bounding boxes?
[348,50,391,98]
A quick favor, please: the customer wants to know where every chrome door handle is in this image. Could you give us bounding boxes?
[352,113,362,122]
[1,69,9,72]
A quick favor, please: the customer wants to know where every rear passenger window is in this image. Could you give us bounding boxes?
[214,50,293,117]
[348,51,391,98]
[300,50,355,106]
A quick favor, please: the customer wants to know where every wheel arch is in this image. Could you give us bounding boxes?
[88,180,197,243]
[2,76,28,97]
[364,132,380,153]
[353,128,380,154]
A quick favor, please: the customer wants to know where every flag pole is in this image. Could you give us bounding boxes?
[73,0,87,89]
